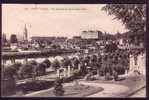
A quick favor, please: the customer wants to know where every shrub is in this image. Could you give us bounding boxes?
[20,80,54,93]
[91,55,97,63]
[1,77,16,96]
[28,60,38,66]
[105,72,112,80]
[2,65,18,96]
[42,59,51,68]
[36,63,47,76]
[105,43,118,53]
[84,56,90,66]
[72,70,80,79]
[114,64,125,75]
[62,57,72,67]
[113,70,118,81]
[53,78,65,96]
[18,63,33,79]
[52,59,60,70]
[3,65,17,79]
[12,62,22,71]
[2,62,22,79]
[71,57,80,69]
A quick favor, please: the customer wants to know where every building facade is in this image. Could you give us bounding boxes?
[81,30,102,40]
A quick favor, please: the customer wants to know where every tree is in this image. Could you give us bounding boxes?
[115,32,122,39]
[72,57,80,69]
[42,59,51,68]
[91,55,98,63]
[28,60,38,80]
[18,63,33,79]
[105,42,118,53]
[2,34,7,44]
[35,63,47,76]
[82,56,90,68]
[2,63,22,95]
[62,57,71,68]
[102,4,146,45]
[90,55,98,74]
[52,59,60,70]
[28,60,38,66]
[10,34,18,43]
[51,44,61,49]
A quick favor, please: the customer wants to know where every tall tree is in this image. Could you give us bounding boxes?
[102,4,146,45]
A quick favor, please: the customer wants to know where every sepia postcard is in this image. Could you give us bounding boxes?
[1,4,146,98]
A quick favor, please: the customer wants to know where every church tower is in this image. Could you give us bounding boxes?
[23,24,28,42]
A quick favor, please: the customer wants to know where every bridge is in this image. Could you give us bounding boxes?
[2,49,78,60]
[1,49,79,65]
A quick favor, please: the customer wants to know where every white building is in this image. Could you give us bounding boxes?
[81,30,99,39]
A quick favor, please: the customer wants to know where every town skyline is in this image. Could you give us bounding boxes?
[2,4,128,40]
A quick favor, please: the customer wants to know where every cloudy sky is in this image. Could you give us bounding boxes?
[2,4,128,40]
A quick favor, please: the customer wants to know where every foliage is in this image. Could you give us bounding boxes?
[18,63,33,79]
[105,42,118,53]
[52,59,61,70]
[51,44,61,49]
[20,80,54,93]
[71,57,80,69]
[28,60,38,66]
[2,62,22,80]
[1,63,21,95]
[102,4,146,32]
[101,32,116,40]
[91,55,98,63]
[53,78,64,96]
[36,63,47,75]
[42,59,51,68]
[102,4,146,45]
[12,62,22,71]
[61,57,72,67]
[113,70,118,81]
[3,65,17,79]
[1,77,16,96]
[84,56,90,66]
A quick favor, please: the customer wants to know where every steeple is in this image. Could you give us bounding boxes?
[23,24,28,41]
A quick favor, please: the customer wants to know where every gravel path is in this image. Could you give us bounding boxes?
[129,87,146,97]
[24,81,130,97]
[24,80,145,97]
[79,82,129,97]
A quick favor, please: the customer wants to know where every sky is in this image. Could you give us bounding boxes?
[2,4,128,40]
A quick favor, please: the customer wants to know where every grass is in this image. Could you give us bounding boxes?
[5,80,54,97]
[64,84,104,97]
[24,84,104,97]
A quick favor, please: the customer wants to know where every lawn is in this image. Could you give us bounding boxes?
[24,83,104,97]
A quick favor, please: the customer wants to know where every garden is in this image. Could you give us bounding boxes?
[1,47,144,97]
